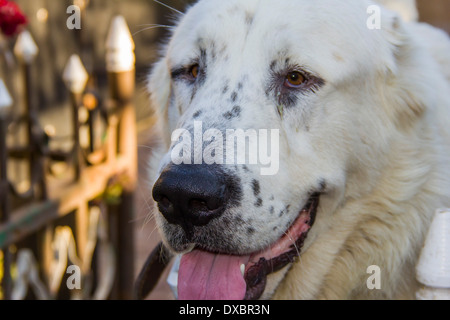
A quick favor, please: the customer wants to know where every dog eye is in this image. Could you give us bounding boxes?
[190,64,200,79]
[285,71,306,88]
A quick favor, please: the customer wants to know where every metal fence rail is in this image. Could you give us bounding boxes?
[0,15,137,300]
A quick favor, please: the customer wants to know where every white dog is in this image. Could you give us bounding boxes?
[145,0,450,299]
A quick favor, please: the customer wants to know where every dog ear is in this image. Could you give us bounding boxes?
[381,13,435,128]
[148,56,173,147]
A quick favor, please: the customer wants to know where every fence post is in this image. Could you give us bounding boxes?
[106,15,137,300]
[63,54,89,181]
[62,54,91,281]
[0,79,13,300]
[13,30,46,200]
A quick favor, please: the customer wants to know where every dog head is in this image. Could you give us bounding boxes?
[147,0,434,300]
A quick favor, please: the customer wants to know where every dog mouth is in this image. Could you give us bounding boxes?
[177,193,320,300]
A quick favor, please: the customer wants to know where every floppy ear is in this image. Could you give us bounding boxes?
[380,12,437,129]
[148,56,173,147]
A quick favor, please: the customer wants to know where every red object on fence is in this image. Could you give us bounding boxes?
[0,0,27,37]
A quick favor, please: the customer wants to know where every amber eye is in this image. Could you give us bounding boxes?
[190,64,199,79]
[285,71,306,87]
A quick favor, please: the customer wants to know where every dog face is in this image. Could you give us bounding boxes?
[148,0,427,300]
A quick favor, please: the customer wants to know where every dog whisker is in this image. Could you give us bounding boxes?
[285,229,301,261]
[152,0,184,16]
[146,223,160,242]
[136,180,157,232]
[138,144,156,151]
[129,214,148,224]
[132,24,174,36]
[143,201,158,224]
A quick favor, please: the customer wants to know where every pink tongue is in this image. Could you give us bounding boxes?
[178,250,247,300]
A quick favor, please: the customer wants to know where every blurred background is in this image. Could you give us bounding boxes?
[0,0,449,300]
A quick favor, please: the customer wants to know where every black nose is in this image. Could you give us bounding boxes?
[152,164,229,235]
